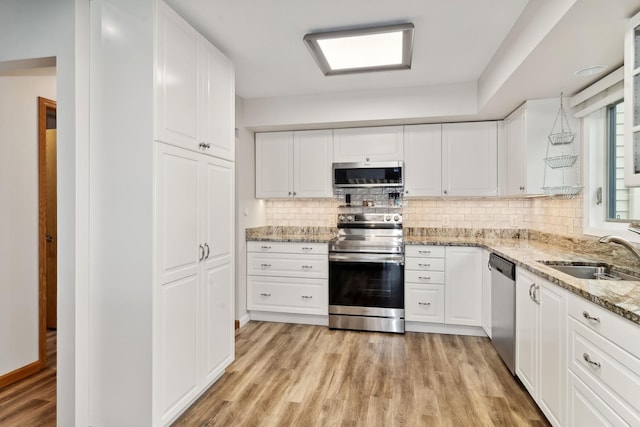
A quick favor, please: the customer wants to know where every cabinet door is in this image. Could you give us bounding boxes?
[255,132,293,198]
[156,1,200,149]
[505,105,525,195]
[333,126,404,162]
[442,122,498,196]
[481,249,491,337]
[624,11,640,187]
[201,156,235,383]
[444,247,482,326]
[200,40,235,161]
[293,129,333,198]
[403,124,442,197]
[156,143,201,285]
[515,269,539,399]
[538,279,567,427]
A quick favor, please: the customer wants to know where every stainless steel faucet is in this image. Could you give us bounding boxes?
[598,235,640,263]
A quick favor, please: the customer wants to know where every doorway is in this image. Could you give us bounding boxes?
[39,96,57,332]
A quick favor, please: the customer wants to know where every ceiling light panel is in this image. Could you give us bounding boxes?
[304,23,414,76]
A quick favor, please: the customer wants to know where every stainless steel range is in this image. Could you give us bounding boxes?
[328,213,404,333]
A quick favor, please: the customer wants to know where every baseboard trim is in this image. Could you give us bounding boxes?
[0,359,43,388]
[249,311,328,326]
[405,321,487,337]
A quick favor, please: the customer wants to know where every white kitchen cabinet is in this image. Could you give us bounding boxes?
[624,10,640,186]
[405,246,446,323]
[403,124,442,197]
[156,1,234,160]
[333,126,403,162]
[442,121,498,196]
[481,249,491,338]
[247,242,328,316]
[566,293,640,426]
[444,246,483,326]
[503,99,565,196]
[255,130,333,199]
[155,142,234,425]
[515,269,567,427]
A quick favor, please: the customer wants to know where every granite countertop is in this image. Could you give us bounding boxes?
[247,226,640,325]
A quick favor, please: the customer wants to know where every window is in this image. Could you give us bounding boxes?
[606,101,640,221]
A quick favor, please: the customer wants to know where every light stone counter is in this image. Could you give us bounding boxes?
[246,226,640,325]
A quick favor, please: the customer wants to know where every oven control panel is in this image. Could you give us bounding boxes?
[337,213,402,225]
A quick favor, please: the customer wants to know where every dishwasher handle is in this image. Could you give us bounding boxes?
[489,253,516,280]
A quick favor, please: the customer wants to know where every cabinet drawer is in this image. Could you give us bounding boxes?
[405,284,445,323]
[568,372,628,427]
[568,293,640,358]
[247,241,328,255]
[405,245,445,258]
[405,257,445,271]
[247,253,327,279]
[568,318,640,424]
[247,276,327,315]
[405,270,445,284]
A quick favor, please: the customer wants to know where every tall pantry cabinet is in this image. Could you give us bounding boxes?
[155,1,235,425]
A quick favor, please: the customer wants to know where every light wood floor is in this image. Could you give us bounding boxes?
[0,330,56,427]
[174,322,550,427]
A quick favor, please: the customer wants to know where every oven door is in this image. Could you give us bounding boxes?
[329,252,404,312]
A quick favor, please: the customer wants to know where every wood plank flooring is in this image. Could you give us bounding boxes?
[174,322,550,427]
[0,330,56,427]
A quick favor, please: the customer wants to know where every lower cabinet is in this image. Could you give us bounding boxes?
[247,241,328,317]
[405,245,482,329]
[516,269,568,427]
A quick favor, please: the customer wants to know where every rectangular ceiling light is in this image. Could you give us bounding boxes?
[304,23,414,76]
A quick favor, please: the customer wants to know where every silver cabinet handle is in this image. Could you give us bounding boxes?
[418,250,431,255]
[260,263,271,268]
[534,285,540,305]
[418,276,431,280]
[583,353,601,368]
[443,189,448,195]
[301,247,313,251]
[302,265,313,269]
[288,191,292,196]
[520,186,525,191]
[260,293,271,297]
[198,142,211,150]
[405,190,409,194]
[260,246,272,250]
[293,192,297,196]
[418,263,431,268]
[204,243,210,259]
[582,311,600,323]
[528,283,535,302]
[301,295,313,299]
[199,244,205,262]
[418,302,431,307]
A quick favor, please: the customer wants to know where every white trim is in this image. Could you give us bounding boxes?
[248,311,329,326]
[237,314,251,328]
[405,322,487,336]
[570,67,623,107]
[570,67,624,118]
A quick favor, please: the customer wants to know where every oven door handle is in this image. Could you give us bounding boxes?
[329,253,404,264]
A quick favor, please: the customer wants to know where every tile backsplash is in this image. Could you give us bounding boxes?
[265,195,584,237]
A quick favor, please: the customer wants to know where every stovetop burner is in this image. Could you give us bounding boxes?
[330,213,403,254]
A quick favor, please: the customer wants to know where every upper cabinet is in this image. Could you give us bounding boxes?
[625,11,640,186]
[442,122,498,196]
[256,130,333,199]
[503,99,566,196]
[333,126,403,162]
[404,124,442,197]
[156,1,235,161]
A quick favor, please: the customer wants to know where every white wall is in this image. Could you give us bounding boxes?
[0,1,90,425]
[0,75,56,377]
[235,95,266,325]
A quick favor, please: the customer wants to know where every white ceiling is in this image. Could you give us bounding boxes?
[166,0,640,120]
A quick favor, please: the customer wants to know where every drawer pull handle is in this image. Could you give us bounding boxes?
[301,295,313,299]
[418,250,431,255]
[583,353,601,368]
[582,311,600,323]
[418,263,431,268]
[418,302,431,307]
[302,265,313,269]
[301,247,313,251]
[260,264,272,268]
[260,293,272,297]
[418,276,431,280]
[260,246,272,250]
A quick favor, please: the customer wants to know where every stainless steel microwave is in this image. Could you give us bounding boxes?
[332,161,403,188]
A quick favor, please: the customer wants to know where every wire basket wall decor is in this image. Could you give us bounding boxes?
[542,93,582,199]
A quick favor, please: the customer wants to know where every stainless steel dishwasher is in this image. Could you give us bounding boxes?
[489,253,516,375]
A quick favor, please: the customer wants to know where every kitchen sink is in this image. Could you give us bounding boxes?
[538,261,640,281]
